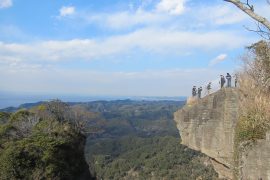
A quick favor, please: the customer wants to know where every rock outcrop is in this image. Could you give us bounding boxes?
[174,88,239,179]
[239,133,270,180]
[174,88,270,179]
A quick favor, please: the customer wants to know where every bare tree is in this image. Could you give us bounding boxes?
[10,111,40,138]
[71,105,91,133]
[224,0,270,38]
[45,99,71,122]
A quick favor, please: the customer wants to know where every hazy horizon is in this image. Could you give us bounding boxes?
[0,91,186,109]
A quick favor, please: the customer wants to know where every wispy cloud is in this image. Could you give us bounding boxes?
[0,0,12,9]
[87,10,171,30]
[0,65,224,96]
[59,6,75,17]
[209,53,228,66]
[0,29,251,64]
[195,4,247,26]
[0,25,32,42]
[58,1,253,31]
[156,0,186,15]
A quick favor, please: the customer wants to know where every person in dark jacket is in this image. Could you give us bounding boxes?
[220,75,226,88]
[192,86,197,97]
[206,82,211,95]
[226,73,232,87]
[198,87,202,98]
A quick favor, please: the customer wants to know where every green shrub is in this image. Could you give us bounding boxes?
[235,116,266,143]
[0,104,93,180]
[0,112,10,125]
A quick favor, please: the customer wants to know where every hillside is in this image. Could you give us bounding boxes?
[80,100,185,137]
[86,136,218,180]
[0,101,94,179]
[0,99,219,179]
[84,100,218,179]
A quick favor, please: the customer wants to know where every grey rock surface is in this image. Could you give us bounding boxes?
[174,88,239,179]
[240,132,270,180]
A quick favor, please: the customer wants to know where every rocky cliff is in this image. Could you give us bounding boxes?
[174,88,270,179]
[239,133,270,180]
[174,88,239,179]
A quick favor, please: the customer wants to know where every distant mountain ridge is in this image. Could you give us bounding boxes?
[0,92,186,109]
[0,101,45,112]
[0,99,186,113]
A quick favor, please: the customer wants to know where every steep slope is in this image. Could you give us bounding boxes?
[174,88,239,179]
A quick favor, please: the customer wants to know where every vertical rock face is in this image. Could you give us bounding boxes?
[240,133,270,180]
[174,88,270,179]
[174,88,239,179]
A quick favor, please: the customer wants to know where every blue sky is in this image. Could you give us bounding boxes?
[0,0,269,97]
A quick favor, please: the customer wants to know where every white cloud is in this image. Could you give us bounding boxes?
[74,5,176,30]
[195,4,247,26]
[209,53,228,66]
[92,10,171,30]
[0,29,252,64]
[73,0,187,30]
[63,2,251,31]
[59,6,75,17]
[156,0,186,15]
[0,0,12,9]
[0,65,225,96]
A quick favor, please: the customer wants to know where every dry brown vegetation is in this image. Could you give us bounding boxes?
[232,40,270,179]
[236,40,270,142]
[186,97,198,106]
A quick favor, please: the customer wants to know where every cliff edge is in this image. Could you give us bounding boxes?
[174,88,270,179]
[174,88,239,179]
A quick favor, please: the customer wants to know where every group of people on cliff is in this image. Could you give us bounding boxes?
[192,73,237,98]
[220,73,237,88]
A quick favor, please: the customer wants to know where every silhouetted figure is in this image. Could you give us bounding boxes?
[192,86,197,97]
[220,75,226,88]
[234,74,238,87]
[226,73,232,87]
[198,87,202,98]
[207,82,211,95]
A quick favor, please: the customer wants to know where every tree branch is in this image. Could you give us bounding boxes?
[245,0,254,11]
[244,24,270,40]
[224,0,270,31]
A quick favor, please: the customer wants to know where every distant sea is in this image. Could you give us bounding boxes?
[0,92,186,109]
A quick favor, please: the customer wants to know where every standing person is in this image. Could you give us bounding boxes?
[226,73,232,87]
[198,87,202,98]
[192,86,197,97]
[206,82,211,95]
[234,74,238,87]
[220,75,226,89]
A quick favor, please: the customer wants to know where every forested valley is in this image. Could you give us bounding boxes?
[0,100,218,179]
[81,100,218,179]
